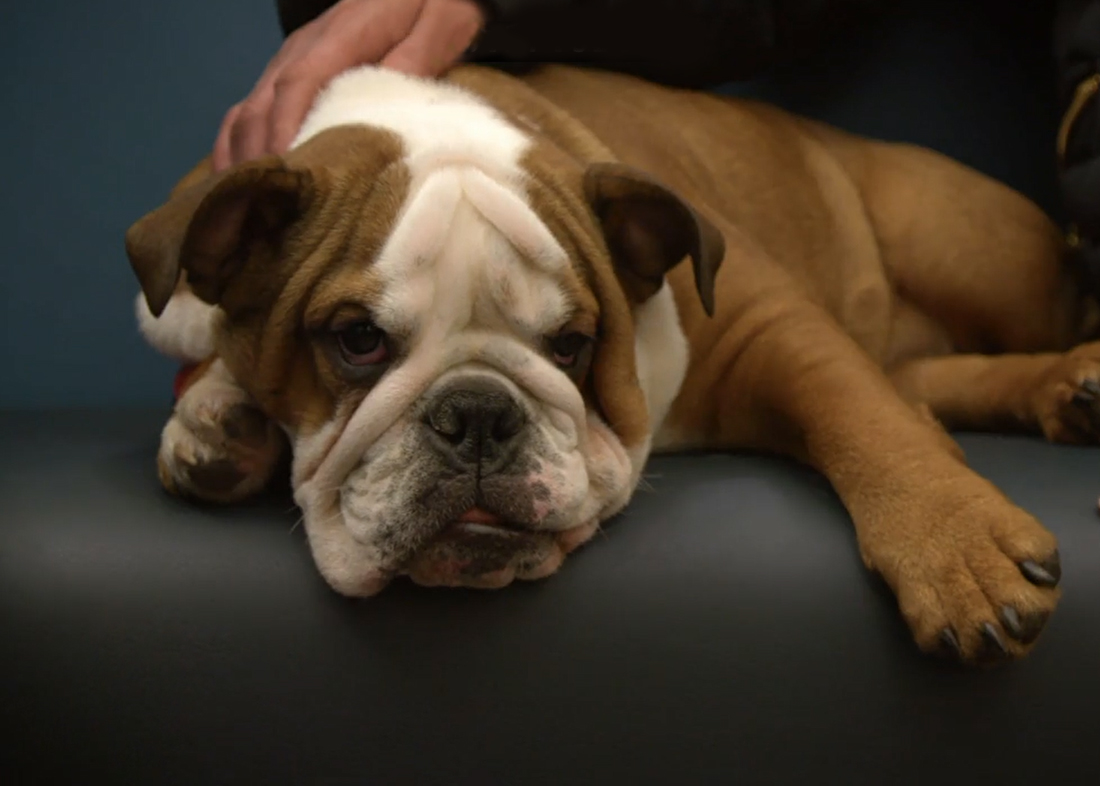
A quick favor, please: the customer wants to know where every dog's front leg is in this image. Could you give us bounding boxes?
[158,359,288,504]
[730,303,1062,664]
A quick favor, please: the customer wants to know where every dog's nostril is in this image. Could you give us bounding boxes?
[427,408,468,444]
[426,378,528,461]
[491,404,526,442]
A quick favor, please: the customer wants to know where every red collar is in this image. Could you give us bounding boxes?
[173,363,202,401]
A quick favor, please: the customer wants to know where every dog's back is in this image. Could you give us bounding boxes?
[467,64,1085,369]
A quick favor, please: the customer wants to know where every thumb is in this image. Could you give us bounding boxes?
[380,0,484,77]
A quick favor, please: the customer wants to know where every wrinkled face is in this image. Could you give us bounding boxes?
[286,160,638,595]
[127,117,721,597]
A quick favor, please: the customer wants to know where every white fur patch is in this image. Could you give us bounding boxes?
[636,283,691,453]
[293,66,531,188]
[135,289,218,363]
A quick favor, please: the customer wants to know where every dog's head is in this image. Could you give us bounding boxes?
[126,95,723,595]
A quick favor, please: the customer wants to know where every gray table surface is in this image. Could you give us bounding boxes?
[2,408,1099,783]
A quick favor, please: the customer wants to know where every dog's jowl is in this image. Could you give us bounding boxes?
[128,63,1093,665]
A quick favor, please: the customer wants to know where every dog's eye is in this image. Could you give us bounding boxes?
[549,332,591,369]
[335,321,388,366]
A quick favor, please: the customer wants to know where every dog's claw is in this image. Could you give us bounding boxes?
[1070,383,1100,433]
[1072,391,1096,409]
[1002,606,1049,644]
[999,605,1023,640]
[997,605,1048,644]
[937,627,962,659]
[977,623,1011,663]
[1019,552,1061,587]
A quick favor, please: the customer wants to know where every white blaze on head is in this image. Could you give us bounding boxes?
[293,65,532,188]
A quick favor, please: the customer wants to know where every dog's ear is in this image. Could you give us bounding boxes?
[125,156,313,316]
[584,162,725,316]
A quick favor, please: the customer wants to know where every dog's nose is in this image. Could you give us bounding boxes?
[425,377,527,472]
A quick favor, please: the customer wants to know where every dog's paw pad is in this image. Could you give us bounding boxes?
[182,457,250,496]
[220,403,272,449]
[158,380,284,504]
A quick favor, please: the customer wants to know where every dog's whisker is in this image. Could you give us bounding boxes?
[635,477,656,493]
[291,507,349,535]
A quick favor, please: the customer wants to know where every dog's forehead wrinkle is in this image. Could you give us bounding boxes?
[376,188,571,350]
[460,168,570,274]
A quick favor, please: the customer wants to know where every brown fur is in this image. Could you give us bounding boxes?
[514,144,663,450]
[129,126,410,436]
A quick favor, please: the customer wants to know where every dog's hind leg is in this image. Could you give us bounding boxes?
[157,358,288,504]
[826,135,1093,353]
[891,343,1100,445]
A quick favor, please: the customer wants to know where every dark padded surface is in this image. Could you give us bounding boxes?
[3,410,1100,783]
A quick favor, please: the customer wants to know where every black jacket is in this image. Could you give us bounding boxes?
[1055,1,1100,291]
[277,0,1100,293]
[277,0,882,87]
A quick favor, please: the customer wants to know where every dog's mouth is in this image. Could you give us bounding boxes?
[403,505,566,588]
[443,506,527,537]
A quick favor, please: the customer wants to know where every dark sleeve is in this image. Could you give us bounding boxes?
[275,1,882,88]
[1054,1,1100,292]
[276,0,580,35]
[276,0,336,35]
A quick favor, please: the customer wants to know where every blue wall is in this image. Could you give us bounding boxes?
[1,1,281,408]
[0,1,1061,408]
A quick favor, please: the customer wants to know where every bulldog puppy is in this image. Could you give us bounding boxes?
[128,63,1094,665]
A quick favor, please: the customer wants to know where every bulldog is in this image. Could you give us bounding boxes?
[127,63,1094,665]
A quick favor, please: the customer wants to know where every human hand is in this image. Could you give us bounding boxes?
[212,0,486,172]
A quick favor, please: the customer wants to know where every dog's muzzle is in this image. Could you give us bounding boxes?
[401,374,573,586]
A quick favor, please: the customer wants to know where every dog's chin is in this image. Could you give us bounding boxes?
[403,512,598,590]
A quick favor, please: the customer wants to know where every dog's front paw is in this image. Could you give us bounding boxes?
[862,488,1061,665]
[158,363,286,504]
